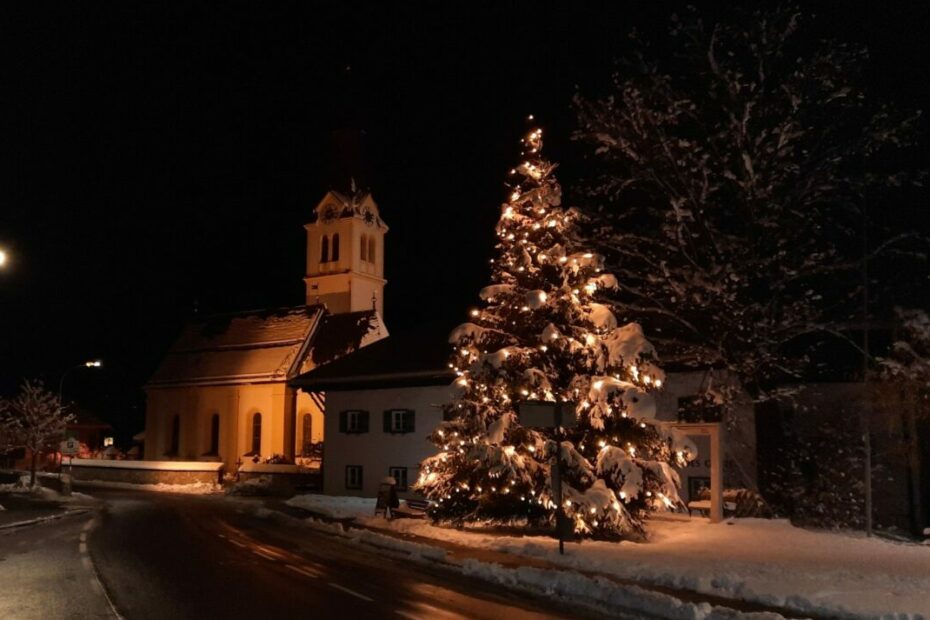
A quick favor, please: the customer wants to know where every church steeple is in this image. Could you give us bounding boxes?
[304,190,387,317]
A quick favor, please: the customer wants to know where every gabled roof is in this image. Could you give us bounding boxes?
[306,310,387,368]
[292,321,456,392]
[147,305,325,388]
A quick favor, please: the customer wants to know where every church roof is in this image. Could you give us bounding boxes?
[291,321,455,391]
[147,305,387,388]
[147,305,326,388]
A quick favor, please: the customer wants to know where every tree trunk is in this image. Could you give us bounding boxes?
[29,449,38,488]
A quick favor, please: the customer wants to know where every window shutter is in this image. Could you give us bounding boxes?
[404,410,415,433]
[358,466,363,489]
[339,411,347,433]
[383,410,392,433]
[359,411,370,433]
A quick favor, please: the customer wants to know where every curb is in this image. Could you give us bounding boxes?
[0,508,90,531]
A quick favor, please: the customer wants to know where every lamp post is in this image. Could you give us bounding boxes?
[59,359,103,404]
[0,247,8,269]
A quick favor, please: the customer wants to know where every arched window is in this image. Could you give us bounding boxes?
[368,237,375,264]
[168,414,180,456]
[360,234,368,262]
[208,413,220,456]
[302,413,313,456]
[320,235,329,263]
[332,233,340,261]
[251,412,262,455]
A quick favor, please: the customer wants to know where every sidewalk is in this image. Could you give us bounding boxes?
[267,499,830,620]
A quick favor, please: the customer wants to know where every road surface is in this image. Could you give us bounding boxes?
[1,490,612,620]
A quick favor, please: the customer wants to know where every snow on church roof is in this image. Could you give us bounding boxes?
[147,306,387,388]
[147,305,325,387]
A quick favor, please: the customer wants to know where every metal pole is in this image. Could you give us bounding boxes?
[554,404,565,555]
[864,429,872,536]
[862,200,873,537]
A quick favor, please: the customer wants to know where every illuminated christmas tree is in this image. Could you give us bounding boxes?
[416,125,696,538]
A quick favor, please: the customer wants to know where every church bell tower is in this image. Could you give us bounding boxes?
[304,190,387,316]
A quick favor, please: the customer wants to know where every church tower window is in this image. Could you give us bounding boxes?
[368,237,375,264]
[360,234,368,261]
[332,233,340,261]
[320,235,329,263]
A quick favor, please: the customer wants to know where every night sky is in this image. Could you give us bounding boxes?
[1,2,927,439]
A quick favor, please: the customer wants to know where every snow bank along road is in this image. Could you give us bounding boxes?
[0,489,613,620]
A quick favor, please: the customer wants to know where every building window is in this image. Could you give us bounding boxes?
[389,466,408,491]
[332,233,340,261]
[383,409,415,434]
[167,414,180,456]
[207,413,220,456]
[320,235,329,263]
[360,234,368,261]
[301,413,313,455]
[368,237,375,263]
[339,410,369,434]
[346,465,363,490]
[251,412,262,455]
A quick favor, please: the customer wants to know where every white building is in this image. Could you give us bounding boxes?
[291,324,456,497]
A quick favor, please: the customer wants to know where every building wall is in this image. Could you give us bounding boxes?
[144,382,324,471]
[655,370,758,501]
[322,384,454,498]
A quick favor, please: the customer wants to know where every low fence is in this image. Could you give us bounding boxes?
[237,462,321,494]
[67,459,224,486]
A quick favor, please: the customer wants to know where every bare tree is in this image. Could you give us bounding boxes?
[573,5,925,409]
[0,380,75,487]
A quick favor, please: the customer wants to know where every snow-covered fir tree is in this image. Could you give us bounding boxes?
[416,126,695,538]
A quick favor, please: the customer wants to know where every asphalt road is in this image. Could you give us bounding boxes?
[1,490,610,620]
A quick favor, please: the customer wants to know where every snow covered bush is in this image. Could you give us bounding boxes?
[0,380,74,487]
[415,127,695,538]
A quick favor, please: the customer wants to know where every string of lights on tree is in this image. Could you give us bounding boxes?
[416,122,697,538]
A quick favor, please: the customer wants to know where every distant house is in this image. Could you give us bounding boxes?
[291,324,455,498]
[143,189,389,471]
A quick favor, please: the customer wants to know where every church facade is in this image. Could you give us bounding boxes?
[144,190,389,471]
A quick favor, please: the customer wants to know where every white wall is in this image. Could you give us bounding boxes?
[322,384,454,498]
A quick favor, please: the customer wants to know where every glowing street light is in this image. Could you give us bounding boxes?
[0,247,8,268]
[85,360,103,368]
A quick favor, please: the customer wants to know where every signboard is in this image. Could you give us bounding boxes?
[60,438,80,456]
[518,401,577,429]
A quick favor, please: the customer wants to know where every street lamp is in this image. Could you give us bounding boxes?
[0,247,8,268]
[59,359,103,404]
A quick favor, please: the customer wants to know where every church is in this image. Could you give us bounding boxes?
[143,189,389,471]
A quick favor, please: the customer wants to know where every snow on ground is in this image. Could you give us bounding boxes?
[285,494,375,519]
[289,494,930,619]
[74,479,221,495]
[271,499,764,620]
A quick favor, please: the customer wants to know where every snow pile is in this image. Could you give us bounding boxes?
[285,494,375,519]
[360,513,930,618]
